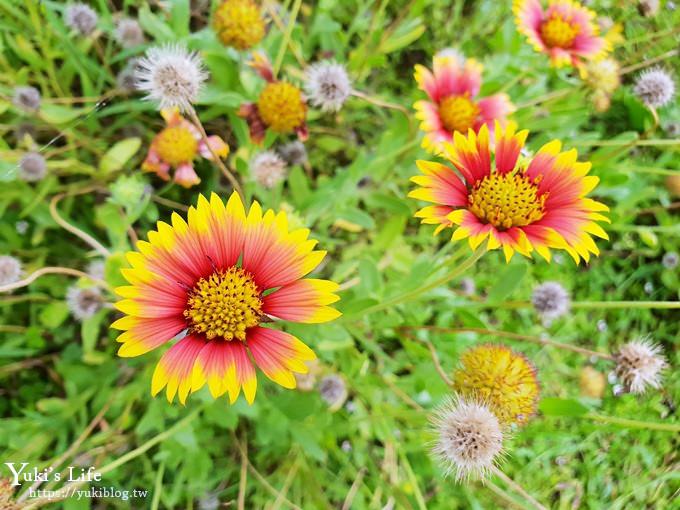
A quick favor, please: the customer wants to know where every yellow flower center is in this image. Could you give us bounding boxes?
[454,345,539,426]
[540,15,580,48]
[438,95,480,134]
[468,172,546,230]
[155,126,198,166]
[257,82,306,133]
[213,0,265,50]
[183,267,263,341]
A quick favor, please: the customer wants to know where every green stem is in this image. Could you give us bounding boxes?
[585,413,680,433]
[572,301,680,310]
[570,139,679,147]
[273,0,302,77]
[356,245,485,317]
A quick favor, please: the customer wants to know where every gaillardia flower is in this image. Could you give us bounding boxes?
[239,53,308,143]
[112,192,341,404]
[409,122,609,263]
[142,109,229,188]
[213,0,266,50]
[453,344,539,426]
[514,0,609,67]
[414,56,513,153]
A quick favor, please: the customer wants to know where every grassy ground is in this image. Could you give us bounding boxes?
[0,0,679,509]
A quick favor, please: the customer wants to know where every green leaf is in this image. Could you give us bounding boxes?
[486,263,527,303]
[99,138,141,173]
[40,104,85,124]
[39,302,70,328]
[539,397,589,417]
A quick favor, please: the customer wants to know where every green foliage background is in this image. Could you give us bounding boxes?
[0,0,678,508]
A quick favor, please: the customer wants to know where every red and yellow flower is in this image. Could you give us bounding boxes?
[112,192,341,404]
[409,122,609,263]
[239,53,308,144]
[414,56,513,153]
[514,0,610,67]
[142,109,229,188]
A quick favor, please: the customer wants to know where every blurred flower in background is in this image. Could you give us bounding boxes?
[12,86,41,112]
[213,0,266,50]
[18,152,47,182]
[305,60,352,112]
[0,256,22,286]
[633,68,676,108]
[532,281,571,323]
[251,150,288,188]
[64,3,99,36]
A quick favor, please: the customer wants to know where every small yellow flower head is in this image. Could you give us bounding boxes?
[257,82,307,133]
[213,0,266,50]
[579,366,606,398]
[583,58,620,95]
[453,344,539,426]
[155,125,199,166]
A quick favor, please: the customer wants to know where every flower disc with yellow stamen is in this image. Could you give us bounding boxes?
[213,0,266,50]
[112,192,341,405]
[409,122,609,263]
[257,82,307,133]
[155,126,198,166]
[438,95,480,134]
[453,344,539,426]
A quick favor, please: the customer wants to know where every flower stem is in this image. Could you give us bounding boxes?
[351,89,415,134]
[491,466,548,510]
[584,413,680,433]
[50,192,111,257]
[355,245,485,317]
[570,139,679,147]
[0,267,108,294]
[186,107,244,199]
[273,0,302,77]
[400,326,614,360]
[621,49,679,75]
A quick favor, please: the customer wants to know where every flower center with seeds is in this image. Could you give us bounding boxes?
[213,0,265,50]
[257,82,306,133]
[438,95,480,134]
[184,267,263,341]
[540,15,579,48]
[467,172,546,230]
[155,126,198,166]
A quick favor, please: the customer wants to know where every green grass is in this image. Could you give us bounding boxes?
[0,0,679,509]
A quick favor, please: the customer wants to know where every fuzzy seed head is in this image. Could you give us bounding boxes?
[13,86,41,112]
[665,122,680,138]
[19,152,47,182]
[277,140,308,166]
[453,344,539,426]
[579,366,606,398]
[251,150,288,189]
[638,0,660,16]
[135,44,208,112]
[305,61,352,112]
[614,338,667,394]
[66,285,104,321]
[319,374,348,411]
[430,396,504,481]
[532,281,570,322]
[87,260,106,281]
[257,82,307,133]
[115,18,145,48]
[633,68,676,108]
[0,256,22,287]
[213,0,266,50]
[662,251,679,269]
[64,3,99,36]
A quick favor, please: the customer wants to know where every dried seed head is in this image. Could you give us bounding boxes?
[251,150,288,189]
[19,152,47,182]
[135,44,208,112]
[64,3,99,36]
[633,68,676,108]
[305,60,352,112]
[13,86,41,112]
[531,281,570,322]
[430,396,504,481]
[66,285,104,321]
[614,338,667,394]
[0,256,22,287]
